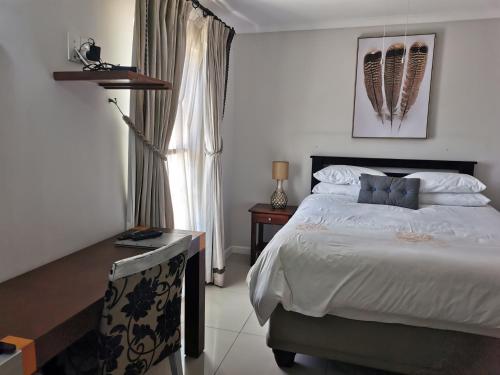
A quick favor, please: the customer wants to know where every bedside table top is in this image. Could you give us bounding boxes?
[248,203,298,216]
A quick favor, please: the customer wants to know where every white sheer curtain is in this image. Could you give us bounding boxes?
[169,7,233,286]
[168,9,207,232]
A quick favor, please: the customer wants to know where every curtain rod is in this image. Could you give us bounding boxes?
[191,0,235,32]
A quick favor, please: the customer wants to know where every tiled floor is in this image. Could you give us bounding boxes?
[151,254,382,375]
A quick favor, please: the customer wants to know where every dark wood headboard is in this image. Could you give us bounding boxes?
[310,156,477,192]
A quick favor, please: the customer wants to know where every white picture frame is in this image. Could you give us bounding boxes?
[352,34,436,139]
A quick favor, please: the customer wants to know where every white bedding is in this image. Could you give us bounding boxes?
[247,194,500,338]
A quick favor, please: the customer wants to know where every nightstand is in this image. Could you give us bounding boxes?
[248,204,298,265]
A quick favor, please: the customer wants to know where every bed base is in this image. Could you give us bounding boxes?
[267,305,500,374]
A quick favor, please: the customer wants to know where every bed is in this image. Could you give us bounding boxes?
[247,156,500,374]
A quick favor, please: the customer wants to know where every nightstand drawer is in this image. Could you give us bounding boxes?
[249,203,298,265]
[254,213,289,225]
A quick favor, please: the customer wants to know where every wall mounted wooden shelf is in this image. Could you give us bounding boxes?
[53,71,172,90]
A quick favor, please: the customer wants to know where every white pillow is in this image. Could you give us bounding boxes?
[312,182,360,196]
[405,172,486,193]
[420,193,490,207]
[313,165,386,185]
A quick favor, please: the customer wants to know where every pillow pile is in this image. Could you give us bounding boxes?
[313,166,490,208]
[312,165,385,197]
[404,172,489,207]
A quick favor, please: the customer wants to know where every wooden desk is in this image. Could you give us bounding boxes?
[0,229,205,369]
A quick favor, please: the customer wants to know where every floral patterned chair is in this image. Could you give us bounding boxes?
[57,235,192,375]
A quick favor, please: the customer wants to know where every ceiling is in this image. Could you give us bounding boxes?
[199,0,500,33]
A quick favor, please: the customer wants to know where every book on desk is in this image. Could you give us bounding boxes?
[112,231,193,281]
[115,231,189,250]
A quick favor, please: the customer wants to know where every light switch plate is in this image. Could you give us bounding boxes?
[67,32,82,63]
[67,33,93,64]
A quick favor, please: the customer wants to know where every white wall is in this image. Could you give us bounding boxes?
[222,19,500,249]
[0,0,134,282]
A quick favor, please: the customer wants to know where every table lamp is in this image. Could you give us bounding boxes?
[271,161,289,209]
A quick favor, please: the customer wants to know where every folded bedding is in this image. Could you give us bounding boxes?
[248,194,500,338]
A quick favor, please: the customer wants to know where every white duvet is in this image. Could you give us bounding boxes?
[248,194,500,338]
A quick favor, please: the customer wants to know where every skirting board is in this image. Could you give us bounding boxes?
[225,245,250,259]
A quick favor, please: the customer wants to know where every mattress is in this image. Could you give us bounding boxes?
[247,194,500,338]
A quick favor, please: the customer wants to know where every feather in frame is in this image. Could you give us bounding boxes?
[363,50,384,123]
[384,43,405,128]
[400,42,429,128]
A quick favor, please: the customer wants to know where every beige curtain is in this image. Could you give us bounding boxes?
[204,17,232,286]
[129,0,191,228]
[169,9,208,232]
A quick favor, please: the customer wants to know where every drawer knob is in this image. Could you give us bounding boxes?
[268,217,272,222]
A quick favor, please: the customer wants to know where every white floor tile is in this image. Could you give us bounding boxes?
[184,327,239,375]
[216,333,327,375]
[175,253,389,375]
[149,327,238,375]
[205,286,254,332]
[223,254,251,293]
[241,311,268,336]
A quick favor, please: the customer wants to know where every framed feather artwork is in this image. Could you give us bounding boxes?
[352,34,435,139]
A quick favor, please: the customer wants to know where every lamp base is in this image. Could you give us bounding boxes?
[271,189,288,209]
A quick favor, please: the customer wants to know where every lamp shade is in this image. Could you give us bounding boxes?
[272,161,289,180]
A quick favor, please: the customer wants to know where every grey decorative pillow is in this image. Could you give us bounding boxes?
[358,174,420,210]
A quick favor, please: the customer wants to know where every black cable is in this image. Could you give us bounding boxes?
[77,38,119,72]
[78,38,95,56]
[78,38,117,72]
[82,62,117,72]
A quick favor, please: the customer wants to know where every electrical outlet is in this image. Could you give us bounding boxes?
[67,33,93,63]
[67,32,82,63]
[79,36,92,58]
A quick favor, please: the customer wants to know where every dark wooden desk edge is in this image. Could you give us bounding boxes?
[0,229,206,366]
[40,231,205,365]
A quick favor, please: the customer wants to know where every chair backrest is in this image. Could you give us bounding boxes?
[98,235,191,375]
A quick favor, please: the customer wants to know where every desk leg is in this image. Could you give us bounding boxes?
[184,249,205,358]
